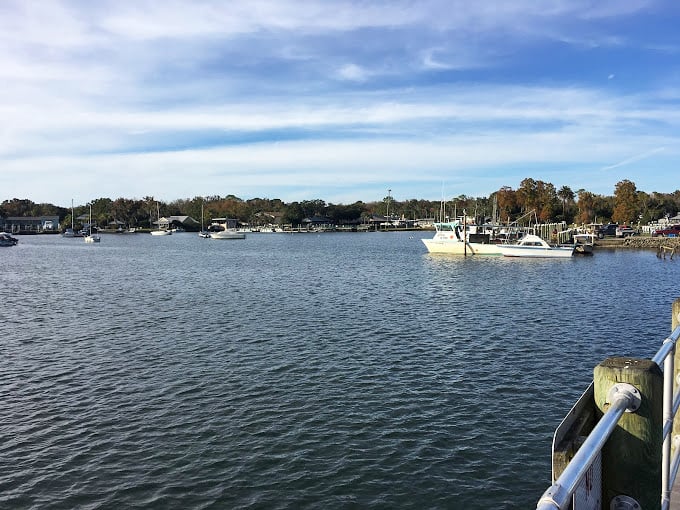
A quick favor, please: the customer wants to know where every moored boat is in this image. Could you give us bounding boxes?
[421,221,503,255]
[573,233,595,255]
[198,202,211,238]
[209,218,246,240]
[150,202,171,236]
[83,204,101,243]
[0,232,19,246]
[498,234,574,258]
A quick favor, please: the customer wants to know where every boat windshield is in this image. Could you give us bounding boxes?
[434,222,459,232]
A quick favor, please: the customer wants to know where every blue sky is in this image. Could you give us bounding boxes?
[2,0,680,208]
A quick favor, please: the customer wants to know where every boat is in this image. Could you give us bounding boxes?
[0,232,19,247]
[84,204,101,243]
[198,202,211,238]
[150,202,171,236]
[210,228,246,240]
[498,234,574,258]
[62,200,79,237]
[573,233,595,255]
[421,221,503,255]
[209,218,246,240]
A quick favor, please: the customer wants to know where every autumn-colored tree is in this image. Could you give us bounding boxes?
[515,179,558,221]
[612,180,638,224]
[494,186,517,222]
[516,178,538,213]
[536,181,559,222]
[576,190,596,224]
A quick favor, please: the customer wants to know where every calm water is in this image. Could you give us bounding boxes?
[1,232,678,509]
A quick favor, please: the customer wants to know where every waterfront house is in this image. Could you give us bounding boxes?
[2,216,60,234]
[153,215,200,231]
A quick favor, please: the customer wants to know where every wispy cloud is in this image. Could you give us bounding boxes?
[601,146,666,171]
[0,0,677,205]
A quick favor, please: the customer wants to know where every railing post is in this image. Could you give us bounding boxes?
[594,357,663,508]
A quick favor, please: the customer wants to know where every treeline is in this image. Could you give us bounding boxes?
[2,179,679,229]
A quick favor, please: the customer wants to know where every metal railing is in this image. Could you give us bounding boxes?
[537,318,680,510]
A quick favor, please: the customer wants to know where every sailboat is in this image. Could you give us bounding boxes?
[198,201,210,238]
[84,204,101,243]
[63,199,77,237]
[150,202,171,236]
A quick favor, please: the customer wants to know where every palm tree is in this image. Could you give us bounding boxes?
[557,186,575,218]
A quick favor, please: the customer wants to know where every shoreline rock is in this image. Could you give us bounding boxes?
[598,236,680,250]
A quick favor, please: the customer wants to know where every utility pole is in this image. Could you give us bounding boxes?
[386,189,391,230]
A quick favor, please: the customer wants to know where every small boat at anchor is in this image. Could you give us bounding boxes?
[198,202,211,238]
[83,204,101,243]
[0,232,19,247]
[150,202,171,236]
[209,218,246,240]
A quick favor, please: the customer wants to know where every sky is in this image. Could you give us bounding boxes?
[2,0,680,208]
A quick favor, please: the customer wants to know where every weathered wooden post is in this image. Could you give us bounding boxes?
[594,357,663,508]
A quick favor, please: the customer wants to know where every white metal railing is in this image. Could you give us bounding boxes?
[653,322,680,510]
[537,320,680,510]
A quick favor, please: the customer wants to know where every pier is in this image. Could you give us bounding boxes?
[537,299,680,509]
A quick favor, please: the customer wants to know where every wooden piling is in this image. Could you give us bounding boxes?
[594,357,663,508]
[672,298,680,465]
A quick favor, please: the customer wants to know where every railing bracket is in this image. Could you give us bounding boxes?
[607,383,641,413]
[610,494,640,509]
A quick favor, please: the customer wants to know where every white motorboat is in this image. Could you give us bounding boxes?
[210,229,246,240]
[209,218,246,240]
[498,234,574,258]
[421,221,503,255]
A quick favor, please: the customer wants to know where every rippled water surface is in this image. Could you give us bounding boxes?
[1,232,678,509]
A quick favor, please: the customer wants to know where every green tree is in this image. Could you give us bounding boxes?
[557,185,575,220]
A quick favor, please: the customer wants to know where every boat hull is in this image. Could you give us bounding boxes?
[210,231,246,240]
[422,239,502,255]
[499,246,574,258]
[150,230,171,236]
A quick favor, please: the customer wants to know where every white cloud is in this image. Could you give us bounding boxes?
[337,63,369,82]
[0,0,675,205]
